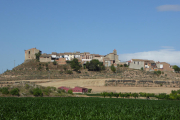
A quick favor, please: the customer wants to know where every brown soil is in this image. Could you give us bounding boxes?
[36,78,180,94]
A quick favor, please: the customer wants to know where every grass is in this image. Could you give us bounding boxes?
[0,97,180,119]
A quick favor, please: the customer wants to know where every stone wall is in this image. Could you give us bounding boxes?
[105,79,180,88]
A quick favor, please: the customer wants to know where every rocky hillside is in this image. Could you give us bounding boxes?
[0,60,180,81]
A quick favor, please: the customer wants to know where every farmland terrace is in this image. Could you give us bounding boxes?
[0,60,180,88]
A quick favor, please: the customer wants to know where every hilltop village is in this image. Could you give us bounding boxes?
[25,48,174,72]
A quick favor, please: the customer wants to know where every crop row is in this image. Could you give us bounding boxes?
[0,97,180,119]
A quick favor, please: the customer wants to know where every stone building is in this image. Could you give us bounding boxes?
[25,48,41,61]
[156,62,174,72]
[39,54,52,63]
[103,49,120,67]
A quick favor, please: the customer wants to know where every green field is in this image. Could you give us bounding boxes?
[0,97,180,119]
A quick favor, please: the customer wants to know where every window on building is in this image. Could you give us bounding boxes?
[29,51,30,54]
[138,62,139,65]
[134,62,135,64]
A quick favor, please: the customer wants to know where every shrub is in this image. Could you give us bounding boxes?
[59,70,63,74]
[139,92,146,97]
[70,58,82,72]
[46,67,49,71]
[132,93,139,99]
[43,87,52,96]
[88,89,92,93]
[158,93,167,99]
[38,66,42,70]
[63,65,67,71]
[120,65,123,67]
[25,84,30,89]
[113,93,119,98]
[1,87,9,95]
[141,67,143,71]
[10,88,20,96]
[0,87,2,92]
[154,71,161,76]
[66,70,73,74]
[53,60,57,65]
[57,89,65,93]
[101,92,108,98]
[124,64,128,67]
[111,64,116,73]
[33,88,43,97]
[68,89,73,94]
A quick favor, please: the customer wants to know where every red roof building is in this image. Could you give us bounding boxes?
[58,86,88,93]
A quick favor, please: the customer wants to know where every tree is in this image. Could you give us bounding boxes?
[124,64,128,67]
[88,89,92,93]
[111,64,116,73]
[172,65,180,72]
[107,92,113,98]
[33,87,43,97]
[70,58,81,72]
[132,93,138,99]
[141,67,144,71]
[68,89,73,94]
[53,60,57,65]
[101,92,108,98]
[87,59,105,71]
[35,52,41,61]
[114,93,119,98]
[119,92,125,98]
[10,88,20,96]
[86,61,90,69]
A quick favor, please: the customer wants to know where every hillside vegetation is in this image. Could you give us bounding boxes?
[0,60,180,81]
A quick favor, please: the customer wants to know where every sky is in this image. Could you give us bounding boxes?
[0,0,180,73]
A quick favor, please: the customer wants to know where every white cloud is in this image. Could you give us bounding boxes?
[157,5,180,11]
[119,48,180,66]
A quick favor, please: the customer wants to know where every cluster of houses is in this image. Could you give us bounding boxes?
[25,48,120,67]
[24,48,174,72]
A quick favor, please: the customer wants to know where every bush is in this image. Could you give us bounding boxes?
[87,59,105,71]
[43,87,52,96]
[139,92,146,97]
[38,66,42,70]
[25,84,30,89]
[101,92,108,98]
[59,70,63,74]
[10,88,20,96]
[113,93,119,98]
[57,89,65,93]
[68,89,73,94]
[154,71,161,76]
[53,60,57,65]
[88,89,92,93]
[132,93,139,99]
[1,87,9,95]
[46,67,49,71]
[111,64,116,73]
[124,64,128,67]
[0,87,2,92]
[70,58,82,72]
[141,67,143,71]
[66,70,73,74]
[33,88,43,97]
